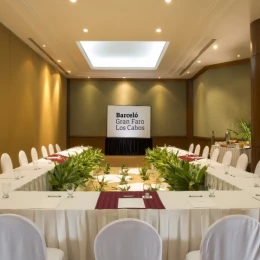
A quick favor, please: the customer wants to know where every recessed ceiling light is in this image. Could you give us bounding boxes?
[165,0,172,3]
[213,44,218,49]
[83,28,88,33]
[187,71,190,74]
[70,0,77,3]
[42,44,46,48]
[197,60,201,63]
[123,77,126,79]
[156,28,162,33]
[158,77,161,79]
[57,60,61,63]
[67,70,71,73]
[88,76,90,79]
[237,54,240,58]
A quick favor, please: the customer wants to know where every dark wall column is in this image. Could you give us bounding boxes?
[250,18,260,171]
[186,80,193,148]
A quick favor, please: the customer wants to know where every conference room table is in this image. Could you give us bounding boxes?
[0,146,260,260]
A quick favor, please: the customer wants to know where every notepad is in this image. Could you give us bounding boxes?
[118,198,145,208]
[188,198,216,208]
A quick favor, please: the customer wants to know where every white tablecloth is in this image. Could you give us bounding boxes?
[0,190,259,260]
[211,145,251,167]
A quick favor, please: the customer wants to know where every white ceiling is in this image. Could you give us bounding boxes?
[0,0,259,79]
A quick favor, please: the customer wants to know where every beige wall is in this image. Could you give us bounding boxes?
[0,23,67,169]
[193,62,251,138]
[69,80,187,137]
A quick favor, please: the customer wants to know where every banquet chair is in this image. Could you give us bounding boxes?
[194,144,201,155]
[201,146,209,158]
[18,150,29,166]
[31,147,39,162]
[48,144,55,155]
[55,144,61,153]
[1,153,13,173]
[221,150,232,166]
[254,160,260,176]
[210,148,219,162]
[188,143,194,153]
[235,153,248,171]
[185,215,260,260]
[41,146,48,158]
[94,218,162,260]
[0,214,64,260]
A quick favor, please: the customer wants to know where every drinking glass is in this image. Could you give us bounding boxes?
[224,164,230,175]
[143,183,151,198]
[66,183,75,198]
[13,169,20,180]
[253,175,260,187]
[33,161,39,170]
[208,182,216,197]
[2,183,11,198]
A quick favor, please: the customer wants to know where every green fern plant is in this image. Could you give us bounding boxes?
[228,119,251,143]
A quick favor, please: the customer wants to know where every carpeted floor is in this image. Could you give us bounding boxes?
[103,155,147,167]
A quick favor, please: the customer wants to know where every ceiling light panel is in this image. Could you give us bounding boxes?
[77,41,169,70]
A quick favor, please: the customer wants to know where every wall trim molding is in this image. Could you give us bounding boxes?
[191,58,250,80]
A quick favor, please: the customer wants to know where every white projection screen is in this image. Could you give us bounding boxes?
[107,105,151,138]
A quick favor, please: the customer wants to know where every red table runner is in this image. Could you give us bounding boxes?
[179,154,203,162]
[45,153,68,164]
[95,191,165,209]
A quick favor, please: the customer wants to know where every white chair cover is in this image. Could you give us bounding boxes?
[221,150,232,166]
[185,215,260,260]
[94,218,162,260]
[236,153,248,171]
[210,148,219,162]
[254,160,260,176]
[48,144,55,155]
[1,153,13,173]
[188,143,194,153]
[49,144,55,154]
[194,144,200,155]
[41,146,48,158]
[202,146,209,158]
[31,147,39,162]
[0,214,64,260]
[18,150,28,166]
[55,144,61,153]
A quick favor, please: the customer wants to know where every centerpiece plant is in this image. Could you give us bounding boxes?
[139,167,150,181]
[145,147,207,191]
[48,147,104,191]
[103,163,111,174]
[227,118,251,143]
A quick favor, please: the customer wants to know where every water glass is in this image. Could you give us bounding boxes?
[2,183,11,198]
[253,175,260,187]
[208,182,216,197]
[224,164,230,175]
[143,183,151,198]
[33,161,39,170]
[13,169,20,180]
[66,183,75,198]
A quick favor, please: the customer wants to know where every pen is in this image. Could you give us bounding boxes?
[189,195,203,197]
[123,195,134,198]
[255,194,260,196]
[48,195,61,197]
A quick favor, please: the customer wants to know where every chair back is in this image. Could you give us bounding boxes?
[222,151,232,166]
[94,219,162,260]
[236,154,248,171]
[254,160,260,176]
[55,144,61,152]
[1,153,13,173]
[202,146,209,158]
[194,144,201,155]
[48,144,55,155]
[200,215,260,260]
[18,150,28,166]
[31,147,39,162]
[188,143,194,153]
[0,214,47,260]
[210,148,219,162]
[41,146,48,158]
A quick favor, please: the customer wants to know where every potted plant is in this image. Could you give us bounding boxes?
[228,118,251,144]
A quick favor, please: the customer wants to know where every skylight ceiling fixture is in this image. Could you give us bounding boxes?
[77,41,169,70]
